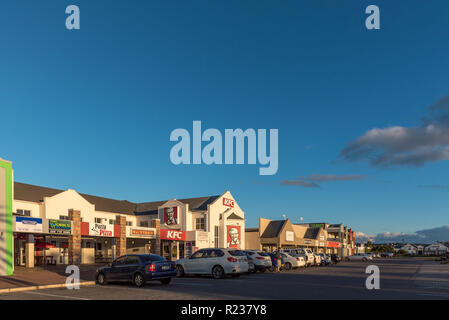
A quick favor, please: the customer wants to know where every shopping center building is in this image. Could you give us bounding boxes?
[245,218,356,257]
[0,159,245,273]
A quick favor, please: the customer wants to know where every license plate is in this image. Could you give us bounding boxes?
[162,265,170,271]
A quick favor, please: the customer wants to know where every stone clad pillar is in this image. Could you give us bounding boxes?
[68,209,82,265]
[151,219,161,255]
[115,215,127,257]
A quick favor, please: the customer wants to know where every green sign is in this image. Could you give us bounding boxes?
[49,219,72,234]
[0,159,13,276]
[310,223,325,229]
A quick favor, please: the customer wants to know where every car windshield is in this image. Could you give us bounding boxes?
[139,254,165,262]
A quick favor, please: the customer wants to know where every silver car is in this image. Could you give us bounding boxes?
[176,248,249,279]
[244,250,272,272]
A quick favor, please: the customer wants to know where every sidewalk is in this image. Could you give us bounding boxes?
[0,265,99,292]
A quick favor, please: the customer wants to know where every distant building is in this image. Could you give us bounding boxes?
[424,242,449,256]
[356,243,365,254]
[400,243,417,255]
[245,218,356,257]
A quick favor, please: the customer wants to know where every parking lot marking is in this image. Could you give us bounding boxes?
[22,291,91,300]
[172,282,213,286]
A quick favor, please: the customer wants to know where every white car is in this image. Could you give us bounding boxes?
[312,253,322,266]
[296,249,315,267]
[318,253,332,265]
[244,250,272,272]
[176,248,249,279]
[280,252,306,270]
[288,253,307,268]
[346,253,373,262]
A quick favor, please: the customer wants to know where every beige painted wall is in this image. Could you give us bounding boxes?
[245,231,261,250]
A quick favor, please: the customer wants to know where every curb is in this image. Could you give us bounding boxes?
[0,281,96,294]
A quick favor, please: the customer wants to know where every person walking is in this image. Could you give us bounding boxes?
[275,247,282,272]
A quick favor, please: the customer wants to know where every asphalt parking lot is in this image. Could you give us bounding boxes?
[1,258,448,300]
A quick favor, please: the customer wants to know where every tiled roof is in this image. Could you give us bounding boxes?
[14,182,219,216]
[260,220,286,238]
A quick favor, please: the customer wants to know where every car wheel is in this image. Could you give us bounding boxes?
[259,267,266,273]
[176,265,185,277]
[160,278,171,285]
[96,273,107,285]
[362,258,367,262]
[212,266,225,279]
[284,262,292,271]
[133,273,146,288]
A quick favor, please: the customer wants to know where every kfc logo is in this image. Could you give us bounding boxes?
[223,198,234,208]
[164,207,178,225]
[227,225,241,249]
[161,229,186,241]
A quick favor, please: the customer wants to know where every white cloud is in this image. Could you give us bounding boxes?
[340,94,449,167]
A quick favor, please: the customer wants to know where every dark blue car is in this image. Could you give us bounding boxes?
[96,254,176,287]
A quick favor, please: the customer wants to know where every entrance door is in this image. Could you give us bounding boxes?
[179,243,185,259]
[162,241,171,260]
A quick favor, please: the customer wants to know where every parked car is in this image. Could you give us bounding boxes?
[176,248,249,279]
[288,253,307,268]
[346,253,373,261]
[243,250,272,272]
[312,253,322,266]
[245,254,256,273]
[330,254,341,264]
[296,249,315,267]
[318,253,332,265]
[96,254,176,287]
[381,252,394,258]
[280,252,305,270]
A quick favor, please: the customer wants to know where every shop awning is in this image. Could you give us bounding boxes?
[35,242,56,249]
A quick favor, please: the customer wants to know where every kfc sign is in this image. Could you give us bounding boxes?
[164,207,178,225]
[160,229,186,241]
[223,198,234,208]
[227,225,241,249]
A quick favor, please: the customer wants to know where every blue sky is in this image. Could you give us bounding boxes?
[1,0,449,237]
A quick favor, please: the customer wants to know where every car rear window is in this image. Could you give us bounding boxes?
[228,250,245,256]
[258,252,268,256]
[139,255,165,262]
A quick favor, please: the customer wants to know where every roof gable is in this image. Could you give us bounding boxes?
[227,212,244,220]
[261,220,286,238]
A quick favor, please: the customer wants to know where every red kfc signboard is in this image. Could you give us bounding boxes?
[226,225,241,249]
[160,229,186,241]
[222,198,234,208]
[163,207,178,225]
